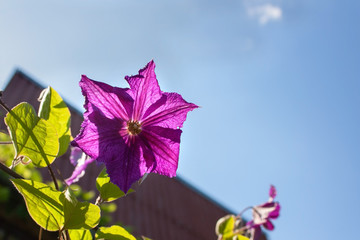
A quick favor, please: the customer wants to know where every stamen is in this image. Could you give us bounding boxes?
[127,120,142,135]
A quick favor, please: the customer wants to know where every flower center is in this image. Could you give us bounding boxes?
[127,120,142,135]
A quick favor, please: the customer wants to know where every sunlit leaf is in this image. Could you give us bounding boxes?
[11,179,64,231]
[215,214,236,238]
[96,168,133,202]
[69,229,93,240]
[38,87,72,156]
[5,103,59,167]
[236,234,250,240]
[95,225,136,240]
[62,188,100,230]
[11,179,100,232]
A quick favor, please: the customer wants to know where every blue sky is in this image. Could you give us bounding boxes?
[1,0,360,239]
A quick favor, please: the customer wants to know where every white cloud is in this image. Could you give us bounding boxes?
[247,4,282,25]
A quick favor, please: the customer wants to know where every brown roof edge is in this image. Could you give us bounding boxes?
[175,175,236,215]
[2,68,84,116]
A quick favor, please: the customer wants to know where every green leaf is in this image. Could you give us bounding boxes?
[11,179,64,231]
[96,168,133,202]
[11,179,100,232]
[69,229,93,240]
[38,86,72,157]
[236,235,250,240]
[5,102,59,167]
[95,225,136,240]
[61,188,101,230]
[215,214,236,238]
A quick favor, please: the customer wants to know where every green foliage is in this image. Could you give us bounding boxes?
[96,168,133,202]
[215,214,249,240]
[95,225,136,240]
[38,86,72,157]
[0,133,42,181]
[62,188,101,230]
[11,179,100,232]
[235,235,250,240]
[69,229,93,240]
[11,179,64,231]
[5,103,59,167]
[216,214,235,237]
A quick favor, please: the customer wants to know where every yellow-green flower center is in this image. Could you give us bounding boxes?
[127,120,142,135]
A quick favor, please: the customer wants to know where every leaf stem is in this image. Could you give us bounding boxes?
[0,98,11,113]
[39,227,43,240]
[48,165,59,191]
[0,161,24,179]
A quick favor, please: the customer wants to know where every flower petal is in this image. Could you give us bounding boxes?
[80,75,133,121]
[250,226,262,240]
[263,220,274,230]
[72,104,125,159]
[125,60,162,120]
[269,185,277,199]
[142,92,198,129]
[141,126,182,177]
[69,146,83,166]
[65,156,95,185]
[73,105,148,192]
[268,202,280,219]
[100,136,152,193]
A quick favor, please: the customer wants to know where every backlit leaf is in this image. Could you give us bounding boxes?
[215,214,236,238]
[62,188,100,230]
[38,87,72,156]
[96,168,133,202]
[69,229,92,240]
[11,179,64,231]
[95,225,136,240]
[5,103,59,167]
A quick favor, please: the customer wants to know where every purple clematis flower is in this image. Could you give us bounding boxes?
[247,185,281,239]
[72,60,198,192]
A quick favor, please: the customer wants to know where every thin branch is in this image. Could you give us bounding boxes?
[39,227,43,240]
[0,98,12,113]
[0,161,24,179]
[0,141,12,144]
[48,165,59,191]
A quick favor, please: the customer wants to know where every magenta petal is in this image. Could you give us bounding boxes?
[72,105,125,159]
[101,137,148,193]
[250,226,262,240]
[80,75,133,121]
[65,156,95,185]
[269,185,277,199]
[268,203,281,219]
[70,146,83,166]
[263,220,275,230]
[125,61,162,120]
[141,126,182,177]
[142,92,198,129]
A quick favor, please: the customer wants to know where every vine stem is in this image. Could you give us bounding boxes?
[39,227,43,240]
[48,165,59,191]
[0,161,24,179]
